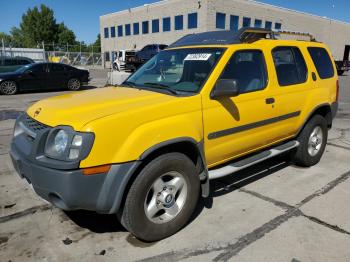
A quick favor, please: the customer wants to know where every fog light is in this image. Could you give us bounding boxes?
[72,135,83,147]
[69,149,80,160]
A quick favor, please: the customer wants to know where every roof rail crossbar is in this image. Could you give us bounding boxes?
[238,28,275,42]
[274,30,316,41]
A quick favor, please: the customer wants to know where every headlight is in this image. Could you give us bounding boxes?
[45,127,94,161]
[54,130,68,154]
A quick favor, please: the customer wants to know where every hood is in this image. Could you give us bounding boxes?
[27,87,176,130]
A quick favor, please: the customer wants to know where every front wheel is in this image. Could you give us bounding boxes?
[67,78,81,91]
[0,80,18,95]
[291,115,328,167]
[120,152,200,242]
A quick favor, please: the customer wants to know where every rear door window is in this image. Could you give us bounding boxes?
[220,50,268,94]
[51,63,65,72]
[272,46,308,86]
[308,47,334,79]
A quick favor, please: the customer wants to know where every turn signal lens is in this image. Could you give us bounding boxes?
[83,165,111,176]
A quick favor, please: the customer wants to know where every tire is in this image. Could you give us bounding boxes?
[120,152,200,242]
[0,80,18,95]
[67,78,81,91]
[292,115,328,167]
[338,70,344,76]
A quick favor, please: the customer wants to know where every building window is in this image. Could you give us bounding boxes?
[118,25,123,37]
[152,19,160,33]
[243,17,251,27]
[188,12,198,29]
[254,19,262,28]
[163,17,171,32]
[105,51,110,62]
[216,12,226,29]
[125,24,131,36]
[275,23,282,31]
[175,15,183,30]
[265,21,272,29]
[230,15,239,31]
[133,23,139,35]
[104,27,109,38]
[142,21,149,34]
[110,27,115,38]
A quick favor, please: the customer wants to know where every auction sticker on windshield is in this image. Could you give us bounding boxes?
[184,53,212,61]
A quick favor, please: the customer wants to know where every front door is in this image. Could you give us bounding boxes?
[19,64,48,90]
[202,49,278,167]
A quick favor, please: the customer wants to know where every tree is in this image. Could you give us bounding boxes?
[57,23,77,46]
[0,32,12,44]
[19,4,58,47]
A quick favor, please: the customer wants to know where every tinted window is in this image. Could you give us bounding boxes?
[110,27,115,38]
[152,19,159,33]
[175,15,183,30]
[272,47,308,86]
[159,45,167,50]
[31,64,45,73]
[265,21,272,29]
[104,27,109,38]
[125,24,131,36]
[4,59,16,66]
[188,13,198,29]
[220,50,268,94]
[133,23,139,35]
[254,19,262,28]
[275,23,282,30]
[163,17,171,32]
[216,12,226,29]
[308,47,334,79]
[19,59,30,65]
[118,25,123,37]
[243,17,251,27]
[51,64,65,72]
[230,15,239,32]
[142,21,149,34]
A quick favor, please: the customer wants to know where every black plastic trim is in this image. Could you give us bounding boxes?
[208,111,301,140]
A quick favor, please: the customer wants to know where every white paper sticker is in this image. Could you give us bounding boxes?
[184,53,212,61]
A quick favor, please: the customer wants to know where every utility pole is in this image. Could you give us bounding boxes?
[1,38,4,56]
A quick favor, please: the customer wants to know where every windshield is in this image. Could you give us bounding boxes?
[126,48,225,94]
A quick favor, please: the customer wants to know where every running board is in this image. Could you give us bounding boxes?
[208,140,300,180]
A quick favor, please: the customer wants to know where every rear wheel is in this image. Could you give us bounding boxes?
[67,78,81,91]
[292,115,328,167]
[120,152,200,242]
[0,81,18,95]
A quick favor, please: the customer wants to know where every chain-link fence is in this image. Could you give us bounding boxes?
[1,40,103,68]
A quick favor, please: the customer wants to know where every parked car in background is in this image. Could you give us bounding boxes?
[335,45,350,75]
[0,56,35,73]
[0,63,89,95]
[125,44,168,71]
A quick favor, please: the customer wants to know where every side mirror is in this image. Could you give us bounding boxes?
[211,79,239,99]
[25,70,34,75]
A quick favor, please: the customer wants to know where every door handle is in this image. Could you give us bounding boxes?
[266,98,275,104]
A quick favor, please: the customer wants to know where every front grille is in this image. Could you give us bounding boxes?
[24,114,49,132]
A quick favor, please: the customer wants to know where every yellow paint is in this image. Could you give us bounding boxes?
[27,39,338,169]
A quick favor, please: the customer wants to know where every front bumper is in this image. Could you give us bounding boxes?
[10,114,140,214]
[10,144,139,213]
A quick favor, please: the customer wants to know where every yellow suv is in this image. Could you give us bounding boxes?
[10,28,339,241]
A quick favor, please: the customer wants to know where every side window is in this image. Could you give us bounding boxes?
[220,50,268,94]
[31,64,44,73]
[51,64,65,72]
[272,47,308,86]
[308,47,334,79]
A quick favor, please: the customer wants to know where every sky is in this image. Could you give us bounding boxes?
[1,0,348,44]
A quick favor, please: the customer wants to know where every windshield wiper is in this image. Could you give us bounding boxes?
[143,82,178,95]
[121,81,138,88]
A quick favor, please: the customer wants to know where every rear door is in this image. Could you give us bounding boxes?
[47,63,67,89]
[267,46,310,138]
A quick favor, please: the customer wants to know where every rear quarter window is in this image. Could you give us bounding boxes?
[308,47,334,79]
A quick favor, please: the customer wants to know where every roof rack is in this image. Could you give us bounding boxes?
[169,27,316,48]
